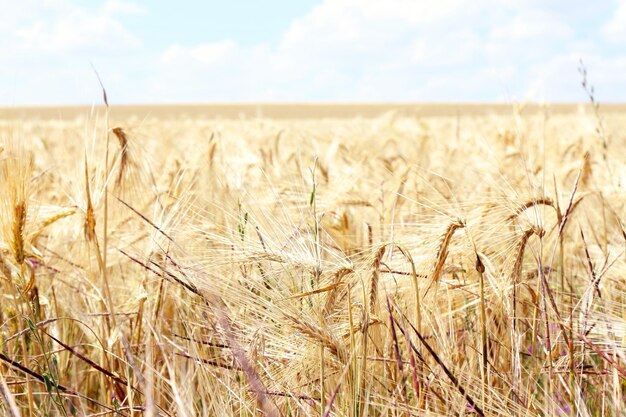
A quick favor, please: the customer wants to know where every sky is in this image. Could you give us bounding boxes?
[1,0,626,105]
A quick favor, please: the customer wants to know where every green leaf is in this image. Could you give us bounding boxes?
[69,400,77,416]
[51,354,59,380]
[26,318,37,332]
[309,183,316,206]
[237,211,249,241]
[43,373,53,393]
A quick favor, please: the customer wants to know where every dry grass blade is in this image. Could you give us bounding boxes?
[115,196,175,242]
[119,249,202,297]
[539,152,590,349]
[285,282,339,300]
[580,229,601,298]
[40,328,136,394]
[322,350,355,417]
[91,64,109,107]
[557,153,586,236]
[213,304,282,417]
[391,303,485,417]
[386,295,408,406]
[386,296,404,374]
[123,247,280,416]
[0,352,118,415]
[0,373,21,417]
[175,351,241,371]
[577,332,626,378]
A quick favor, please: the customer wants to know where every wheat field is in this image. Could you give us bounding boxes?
[0,104,624,416]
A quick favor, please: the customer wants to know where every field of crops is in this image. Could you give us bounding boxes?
[0,105,624,416]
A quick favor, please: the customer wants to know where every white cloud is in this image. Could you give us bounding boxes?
[490,10,572,41]
[0,0,145,104]
[162,41,239,67]
[100,0,146,16]
[603,0,626,42]
[146,0,588,101]
[526,53,626,102]
[1,0,142,56]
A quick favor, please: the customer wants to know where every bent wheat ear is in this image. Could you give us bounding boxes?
[286,313,346,363]
[83,158,97,243]
[431,218,465,285]
[112,127,128,189]
[512,226,544,284]
[369,243,421,333]
[506,197,555,223]
[29,209,77,243]
[511,225,544,341]
[369,245,387,314]
[323,267,353,315]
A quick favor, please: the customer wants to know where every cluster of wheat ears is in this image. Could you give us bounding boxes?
[0,104,624,416]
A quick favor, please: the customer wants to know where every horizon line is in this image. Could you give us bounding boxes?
[2,101,624,120]
[2,101,624,108]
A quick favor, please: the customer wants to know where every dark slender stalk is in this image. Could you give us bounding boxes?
[391,303,485,417]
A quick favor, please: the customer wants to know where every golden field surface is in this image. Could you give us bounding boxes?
[0,104,624,416]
